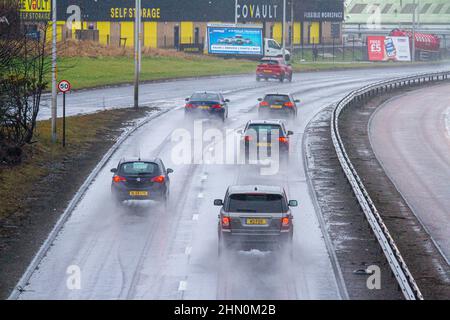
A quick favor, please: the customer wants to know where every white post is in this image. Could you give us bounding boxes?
[51,0,57,142]
[282,0,286,60]
[134,0,141,108]
[235,0,238,25]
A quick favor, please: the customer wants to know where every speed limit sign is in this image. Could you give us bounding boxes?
[58,80,71,93]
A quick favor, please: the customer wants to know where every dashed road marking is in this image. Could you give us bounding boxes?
[192,214,199,221]
[178,281,187,291]
[185,246,192,255]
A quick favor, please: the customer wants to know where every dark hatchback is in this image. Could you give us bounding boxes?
[110,157,173,204]
[184,91,229,121]
[258,94,299,118]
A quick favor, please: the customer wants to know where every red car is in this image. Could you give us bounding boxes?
[256,58,293,83]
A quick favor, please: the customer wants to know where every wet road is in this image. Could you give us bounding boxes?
[370,83,450,264]
[17,64,450,299]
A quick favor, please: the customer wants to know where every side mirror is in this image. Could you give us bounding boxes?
[110,168,117,173]
[287,130,294,136]
[294,99,300,103]
[225,99,230,103]
[167,168,174,174]
[288,200,298,207]
[214,199,224,206]
[185,97,190,102]
[236,129,243,135]
[257,98,263,102]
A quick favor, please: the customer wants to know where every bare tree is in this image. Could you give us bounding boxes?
[1,0,50,164]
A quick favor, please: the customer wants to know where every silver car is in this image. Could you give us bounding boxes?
[215,185,297,255]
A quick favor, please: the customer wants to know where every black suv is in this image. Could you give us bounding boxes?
[184,91,229,121]
[258,93,299,118]
[215,185,298,255]
[110,157,173,205]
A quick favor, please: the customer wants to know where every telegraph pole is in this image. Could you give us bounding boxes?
[412,0,416,62]
[51,0,57,142]
[134,0,141,109]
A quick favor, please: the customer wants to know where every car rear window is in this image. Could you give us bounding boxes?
[260,60,279,65]
[227,193,287,213]
[190,93,220,102]
[120,162,159,175]
[247,124,283,136]
[264,95,290,104]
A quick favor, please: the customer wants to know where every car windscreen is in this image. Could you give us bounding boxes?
[264,95,290,104]
[120,162,159,175]
[227,193,287,213]
[190,93,220,102]
[247,124,283,136]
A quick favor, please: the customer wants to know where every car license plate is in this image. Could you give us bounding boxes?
[257,142,272,147]
[246,218,267,225]
[199,106,209,109]
[263,70,271,73]
[129,191,148,196]
[270,105,282,109]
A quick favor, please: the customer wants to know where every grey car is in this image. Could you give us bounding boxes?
[214,185,298,256]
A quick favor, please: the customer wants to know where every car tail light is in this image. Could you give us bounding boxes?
[113,175,126,183]
[211,104,222,109]
[279,137,288,143]
[222,216,231,228]
[185,103,194,108]
[284,102,294,108]
[244,135,252,142]
[151,175,165,183]
[259,101,269,107]
[281,217,290,229]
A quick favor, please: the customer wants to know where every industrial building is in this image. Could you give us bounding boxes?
[22,0,345,48]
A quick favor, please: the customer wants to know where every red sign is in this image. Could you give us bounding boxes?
[367,36,385,61]
[58,80,71,93]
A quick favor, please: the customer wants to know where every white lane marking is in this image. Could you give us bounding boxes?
[200,174,208,182]
[198,193,204,199]
[185,246,192,255]
[178,281,187,291]
[445,106,450,139]
[192,214,199,221]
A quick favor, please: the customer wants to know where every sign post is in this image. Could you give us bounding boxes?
[58,80,71,147]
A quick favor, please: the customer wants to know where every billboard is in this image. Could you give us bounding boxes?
[207,25,263,56]
[20,0,51,21]
[368,36,411,62]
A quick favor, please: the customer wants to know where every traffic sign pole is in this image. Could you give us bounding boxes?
[57,80,71,148]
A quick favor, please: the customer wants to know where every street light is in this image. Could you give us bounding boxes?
[282,0,286,60]
[134,0,141,108]
[51,0,57,143]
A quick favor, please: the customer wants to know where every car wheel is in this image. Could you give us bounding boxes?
[288,74,293,82]
[279,75,284,82]
[256,77,260,82]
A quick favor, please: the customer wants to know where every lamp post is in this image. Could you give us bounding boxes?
[282,0,286,60]
[412,0,417,62]
[51,0,57,142]
[134,0,141,108]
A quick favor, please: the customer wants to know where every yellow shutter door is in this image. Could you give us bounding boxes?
[293,22,301,45]
[310,22,320,44]
[120,22,134,47]
[180,21,193,44]
[97,22,111,45]
[144,22,157,48]
[272,23,282,43]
